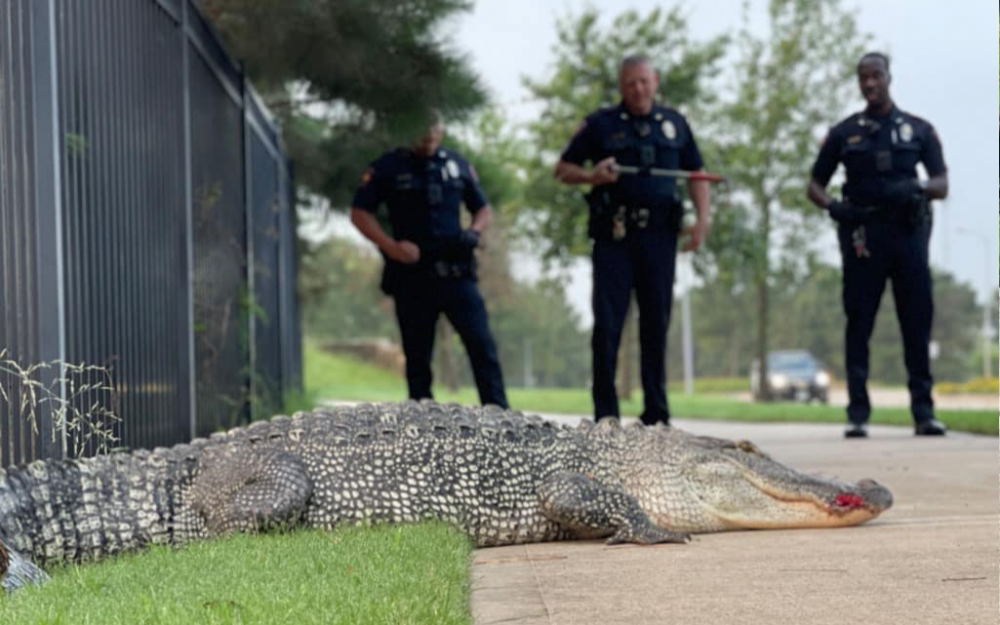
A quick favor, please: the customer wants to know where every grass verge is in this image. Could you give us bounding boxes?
[0,524,473,625]
[301,343,997,436]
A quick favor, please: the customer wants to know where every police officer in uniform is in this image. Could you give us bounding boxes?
[555,54,712,425]
[807,52,949,438]
[351,113,509,408]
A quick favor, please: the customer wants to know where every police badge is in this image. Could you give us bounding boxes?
[446,159,460,179]
[662,120,676,140]
[899,123,913,143]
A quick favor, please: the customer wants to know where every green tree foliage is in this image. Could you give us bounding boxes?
[707,0,868,398]
[519,7,727,263]
[202,0,487,206]
[298,238,398,342]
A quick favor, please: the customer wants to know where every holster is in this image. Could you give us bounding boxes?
[904,194,932,230]
[585,188,682,241]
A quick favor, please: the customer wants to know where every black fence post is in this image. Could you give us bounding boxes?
[31,0,66,461]
[180,0,198,439]
[242,74,258,424]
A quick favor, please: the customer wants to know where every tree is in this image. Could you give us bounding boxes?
[519,7,728,263]
[201,0,487,207]
[708,0,868,400]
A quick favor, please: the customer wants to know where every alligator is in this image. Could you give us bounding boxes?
[0,402,893,591]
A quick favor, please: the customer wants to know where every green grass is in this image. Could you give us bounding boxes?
[0,524,474,625]
[300,343,998,436]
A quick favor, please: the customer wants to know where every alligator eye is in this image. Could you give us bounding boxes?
[835,494,866,509]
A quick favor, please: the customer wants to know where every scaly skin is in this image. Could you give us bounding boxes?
[0,402,893,591]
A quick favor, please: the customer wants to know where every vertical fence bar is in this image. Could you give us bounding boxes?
[31,0,66,459]
[242,76,257,423]
[181,0,197,438]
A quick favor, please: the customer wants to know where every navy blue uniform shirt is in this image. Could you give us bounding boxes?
[811,107,946,207]
[561,102,704,208]
[352,147,489,249]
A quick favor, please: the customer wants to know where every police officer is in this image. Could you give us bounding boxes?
[350,112,509,408]
[807,52,949,438]
[555,54,712,425]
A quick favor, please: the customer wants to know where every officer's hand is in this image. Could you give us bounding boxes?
[884,178,923,207]
[590,157,620,186]
[827,200,857,223]
[389,240,421,264]
[682,218,710,252]
[458,228,481,250]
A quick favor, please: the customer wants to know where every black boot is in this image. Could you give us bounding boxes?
[914,419,947,436]
[844,422,869,438]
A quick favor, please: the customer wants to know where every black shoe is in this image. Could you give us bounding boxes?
[640,413,670,427]
[844,423,868,438]
[914,419,947,436]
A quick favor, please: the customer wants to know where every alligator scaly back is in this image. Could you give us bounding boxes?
[0,402,893,592]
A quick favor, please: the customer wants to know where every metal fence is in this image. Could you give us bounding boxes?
[0,0,301,466]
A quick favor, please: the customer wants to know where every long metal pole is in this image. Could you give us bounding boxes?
[612,164,726,183]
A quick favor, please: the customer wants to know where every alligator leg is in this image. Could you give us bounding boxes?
[188,447,313,534]
[0,538,50,593]
[537,471,690,545]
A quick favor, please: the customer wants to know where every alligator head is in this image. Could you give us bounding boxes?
[617,428,893,533]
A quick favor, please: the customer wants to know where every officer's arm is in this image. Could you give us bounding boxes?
[807,179,835,209]
[469,204,494,233]
[350,208,419,263]
[923,173,948,201]
[554,158,619,186]
[682,176,712,252]
[807,129,841,209]
[920,126,949,200]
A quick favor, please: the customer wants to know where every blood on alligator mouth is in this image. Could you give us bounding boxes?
[835,494,867,509]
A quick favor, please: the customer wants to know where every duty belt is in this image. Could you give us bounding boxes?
[421,256,477,280]
[611,205,668,241]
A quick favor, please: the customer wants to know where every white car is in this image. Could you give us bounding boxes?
[750,350,830,403]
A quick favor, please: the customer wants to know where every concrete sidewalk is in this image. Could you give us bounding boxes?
[470,418,999,625]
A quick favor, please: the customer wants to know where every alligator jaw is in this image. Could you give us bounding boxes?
[716,476,894,530]
[677,447,894,532]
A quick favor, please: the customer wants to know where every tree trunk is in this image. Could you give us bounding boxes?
[755,198,772,402]
[755,275,771,401]
[729,314,742,378]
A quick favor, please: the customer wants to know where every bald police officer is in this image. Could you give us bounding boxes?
[808,52,948,438]
[555,54,712,425]
[351,114,508,408]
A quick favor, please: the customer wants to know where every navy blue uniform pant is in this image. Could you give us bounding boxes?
[393,276,508,408]
[591,229,678,424]
[838,220,935,425]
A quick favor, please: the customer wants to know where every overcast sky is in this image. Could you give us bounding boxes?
[446,0,999,317]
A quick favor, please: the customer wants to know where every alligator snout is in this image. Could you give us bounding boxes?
[854,478,893,511]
